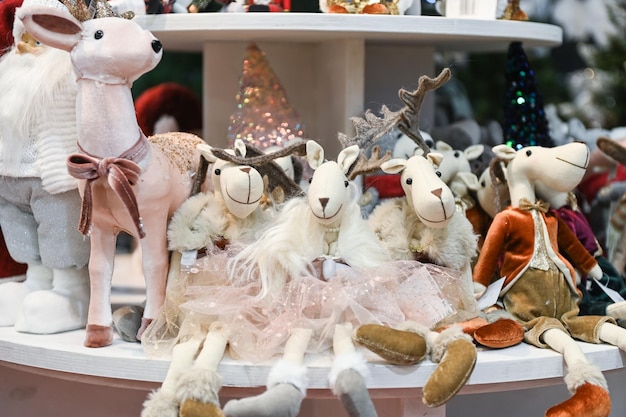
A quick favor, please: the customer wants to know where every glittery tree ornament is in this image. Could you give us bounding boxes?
[227,43,306,150]
[502,41,554,150]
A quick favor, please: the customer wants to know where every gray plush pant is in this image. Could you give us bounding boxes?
[0,176,89,269]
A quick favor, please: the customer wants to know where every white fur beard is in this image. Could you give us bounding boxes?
[0,47,74,170]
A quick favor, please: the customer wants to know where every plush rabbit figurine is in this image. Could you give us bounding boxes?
[473,141,626,417]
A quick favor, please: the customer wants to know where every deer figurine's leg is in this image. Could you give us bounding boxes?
[84,228,117,347]
[136,220,170,341]
[15,266,89,334]
[0,262,51,326]
[142,339,203,417]
[542,328,611,417]
[223,327,312,417]
[176,322,229,417]
[330,322,378,417]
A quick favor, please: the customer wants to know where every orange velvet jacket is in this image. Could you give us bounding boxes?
[473,206,598,296]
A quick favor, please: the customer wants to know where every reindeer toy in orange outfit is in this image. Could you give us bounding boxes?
[18,0,207,347]
[472,142,626,417]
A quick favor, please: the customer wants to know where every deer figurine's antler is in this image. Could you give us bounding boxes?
[338,68,452,179]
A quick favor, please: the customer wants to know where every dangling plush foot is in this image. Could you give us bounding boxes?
[546,362,611,417]
[223,360,307,417]
[176,367,223,417]
[354,322,428,365]
[423,326,476,408]
[606,300,626,321]
[15,267,89,334]
[334,368,378,417]
[141,390,179,417]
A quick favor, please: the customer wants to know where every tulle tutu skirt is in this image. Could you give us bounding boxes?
[142,251,478,363]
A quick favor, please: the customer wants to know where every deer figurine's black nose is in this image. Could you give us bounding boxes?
[152,39,162,53]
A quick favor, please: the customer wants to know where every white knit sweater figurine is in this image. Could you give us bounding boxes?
[0,0,89,334]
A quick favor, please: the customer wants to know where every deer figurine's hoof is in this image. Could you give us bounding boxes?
[180,399,225,417]
[84,324,114,347]
[545,382,611,417]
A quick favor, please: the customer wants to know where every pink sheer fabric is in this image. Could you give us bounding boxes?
[142,251,477,363]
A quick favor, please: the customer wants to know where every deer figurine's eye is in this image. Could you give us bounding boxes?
[406,178,413,185]
[94,30,104,40]
[436,171,442,177]
[214,168,221,176]
[526,150,532,157]
[344,180,349,188]
[480,180,486,187]
[308,177,313,184]
[454,151,461,158]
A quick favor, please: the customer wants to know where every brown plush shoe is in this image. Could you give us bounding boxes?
[180,398,225,417]
[354,324,427,365]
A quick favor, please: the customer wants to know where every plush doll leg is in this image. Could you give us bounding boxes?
[422,325,477,408]
[0,262,52,326]
[329,322,378,417]
[142,339,203,417]
[176,322,228,417]
[598,322,626,350]
[223,327,312,417]
[14,266,89,334]
[112,304,145,342]
[606,301,626,322]
[542,328,611,417]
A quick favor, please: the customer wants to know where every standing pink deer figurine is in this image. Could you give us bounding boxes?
[18,1,207,347]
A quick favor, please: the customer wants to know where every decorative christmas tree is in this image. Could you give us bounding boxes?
[227,43,306,149]
[502,41,554,149]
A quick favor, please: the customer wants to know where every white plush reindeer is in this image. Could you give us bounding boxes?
[18,1,208,347]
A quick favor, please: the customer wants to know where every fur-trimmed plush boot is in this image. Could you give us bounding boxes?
[422,325,477,408]
[142,339,202,417]
[543,328,611,417]
[354,322,428,365]
[330,322,378,417]
[176,324,229,417]
[223,327,312,417]
[15,266,89,334]
[545,362,611,417]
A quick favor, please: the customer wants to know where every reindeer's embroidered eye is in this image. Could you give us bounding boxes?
[406,178,413,185]
[454,151,461,158]
[436,171,442,177]
[526,150,532,157]
[214,168,221,176]
[308,178,313,184]
[94,30,104,40]
[344,180,349,188]
[480,180,486,187]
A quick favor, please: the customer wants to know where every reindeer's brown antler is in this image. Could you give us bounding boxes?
[208,140,307,199]
[347,145,391,180]
[339,68,452,178]
[395,67,451,156]
[597,136,626,166]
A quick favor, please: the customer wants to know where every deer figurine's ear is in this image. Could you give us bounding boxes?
[427,152,444,168]
[435,141,453,152]
[464,144,485,161]
[306,140,324,170]
[18,5,82,52]
[456,171,480,191]
[492,144,517,161]
[234,139,247,158]
[197,143,218,163]
[380,158,408,175]
[337,145,359,175]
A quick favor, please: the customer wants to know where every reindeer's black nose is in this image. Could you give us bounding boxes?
[152,39,162,53]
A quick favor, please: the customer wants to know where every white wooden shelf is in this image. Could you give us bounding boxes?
[1,326,625,417]
[133,13,562,52]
